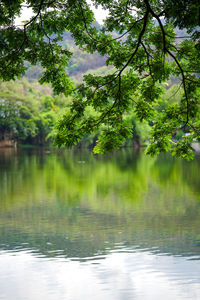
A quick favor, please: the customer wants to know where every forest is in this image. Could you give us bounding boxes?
[0,75,183,149]
[0,0,199,159]
[0,25,186,150]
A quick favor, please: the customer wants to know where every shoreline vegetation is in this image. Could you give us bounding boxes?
[0,76,186,151]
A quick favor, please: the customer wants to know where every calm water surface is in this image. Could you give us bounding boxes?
[0,148,200,300]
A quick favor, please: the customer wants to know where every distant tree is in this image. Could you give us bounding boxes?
[0,0,200,158]
[0,86,72,145]
[0,94,38,141]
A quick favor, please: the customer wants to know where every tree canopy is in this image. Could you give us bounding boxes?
[0,0,200,158]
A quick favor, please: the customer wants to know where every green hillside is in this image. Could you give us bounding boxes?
[24,27,107,83]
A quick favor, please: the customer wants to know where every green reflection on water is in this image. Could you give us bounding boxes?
[0,148,200,259]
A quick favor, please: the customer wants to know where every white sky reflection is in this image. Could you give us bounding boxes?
[0,250,200,300]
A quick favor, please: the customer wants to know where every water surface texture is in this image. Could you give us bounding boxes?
[0,148,200,300]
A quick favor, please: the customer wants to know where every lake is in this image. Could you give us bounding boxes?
[0,147,200,300]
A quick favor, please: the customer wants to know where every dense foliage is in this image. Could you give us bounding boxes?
[0,79,69,144]
[0,0,200,158]
[0,79,152,147]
